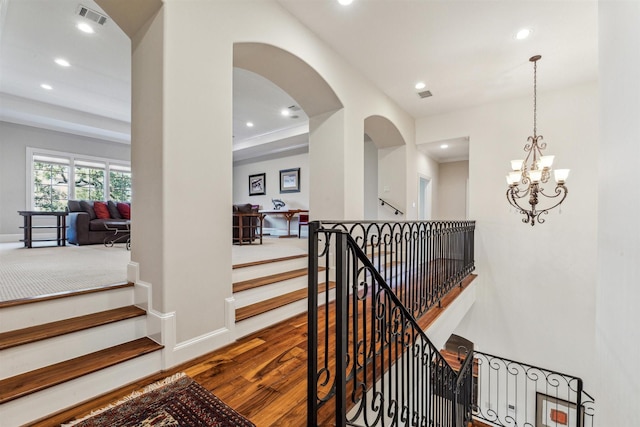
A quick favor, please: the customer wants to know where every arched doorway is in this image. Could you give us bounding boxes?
[363,115,406,220]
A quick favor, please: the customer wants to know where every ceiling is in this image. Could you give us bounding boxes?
[0,0,598,163]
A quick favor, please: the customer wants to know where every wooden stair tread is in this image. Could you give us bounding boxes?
[0,337,163,404]
[0,282,133,309]
[233,267,326,293]
[0,306,146,350]
[232,254,307,269]
[236,281,336,322]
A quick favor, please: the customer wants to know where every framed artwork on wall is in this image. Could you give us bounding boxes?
[249,173,266,196]
[536,392,583,427]
[279,168,300,193]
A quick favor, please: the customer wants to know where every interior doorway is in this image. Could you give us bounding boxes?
[418,175,431,220]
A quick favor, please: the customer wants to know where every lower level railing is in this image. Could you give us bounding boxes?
[469,350,595,427]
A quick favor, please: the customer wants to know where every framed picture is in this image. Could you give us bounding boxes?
[249,173,266,196]
[280,168,300,193]
[536,392,583,427]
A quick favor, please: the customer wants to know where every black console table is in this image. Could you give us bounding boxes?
[17,211,68,248]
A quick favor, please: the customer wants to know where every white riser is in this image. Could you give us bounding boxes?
[0,287,134,332]
[235,288,336,338]
[234,276,310,308]
[0,316,147,380]
[232,257,308,283]
[1,350,162,427]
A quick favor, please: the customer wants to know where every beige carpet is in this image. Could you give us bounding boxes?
[0,242,131,302]
[0,237,308,302]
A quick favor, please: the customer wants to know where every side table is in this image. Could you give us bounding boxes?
[17,211,68,248]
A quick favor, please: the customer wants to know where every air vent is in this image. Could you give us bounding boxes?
[291,115,299,119]
[77,5,108,25]
[418,90,433,99]
[288,105,301,112]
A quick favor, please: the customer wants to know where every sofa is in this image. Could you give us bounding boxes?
[67,200,130,246]
[233,204,262,245]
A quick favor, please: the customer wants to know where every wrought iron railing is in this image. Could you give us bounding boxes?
[471,351,595,427]
[317,220,475,320]
[308,220,476,427]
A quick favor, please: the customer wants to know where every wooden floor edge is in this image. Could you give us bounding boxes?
[27,366,177,427]
[235,281,336,322]
[0,305,146,350]
[0,282,133,309]
[232,253,308,269]
[417,273,478,332]
[0,338,163,405]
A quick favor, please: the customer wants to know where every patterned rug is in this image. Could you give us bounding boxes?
[62,373,255,427]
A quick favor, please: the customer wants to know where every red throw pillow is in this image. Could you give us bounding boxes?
[93,201,111,219]
[117,202,131,220]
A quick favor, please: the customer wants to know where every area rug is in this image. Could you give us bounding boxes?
[62,373,255,427]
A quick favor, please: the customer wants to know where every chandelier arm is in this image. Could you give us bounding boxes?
[506,188,534,224]
[535,185,569,212]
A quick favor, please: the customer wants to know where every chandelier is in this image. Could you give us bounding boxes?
[506,55,569,226]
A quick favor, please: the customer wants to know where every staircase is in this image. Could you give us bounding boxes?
[0,284,163,426]
[232,254,332,338]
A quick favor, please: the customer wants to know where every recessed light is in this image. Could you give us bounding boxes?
[281,109,290,117]
[41,84,53,90]
[77,23,95,34]
[440,144,449,149]
[338,0,354,5]
[415,82,426,90]
[55,58,71,67]
[246,122,254,127]
[516,28,531,40]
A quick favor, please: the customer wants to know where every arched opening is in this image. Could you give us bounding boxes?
[363,115,406,220]
[231,43,344,238]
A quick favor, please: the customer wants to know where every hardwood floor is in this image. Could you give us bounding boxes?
[32,274,476,427]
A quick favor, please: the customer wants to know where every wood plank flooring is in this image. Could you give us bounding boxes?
[33,274,476,427]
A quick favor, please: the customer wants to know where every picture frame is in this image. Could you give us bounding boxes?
[279,168,300,193]
[248,173,266,196]
[536,392,584,427]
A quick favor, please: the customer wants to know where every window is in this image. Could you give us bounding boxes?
[74,160,105,201]
[33,155,70,211]
[109,164,132,202]
[29,148,131,211]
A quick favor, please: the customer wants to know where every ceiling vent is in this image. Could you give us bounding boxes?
[418,90,433,99]
[77,5,108,25]
[288,105,301,112]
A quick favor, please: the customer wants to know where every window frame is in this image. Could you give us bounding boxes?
[27,147,131,211]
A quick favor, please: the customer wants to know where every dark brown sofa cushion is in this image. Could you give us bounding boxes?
[79,200,97,220]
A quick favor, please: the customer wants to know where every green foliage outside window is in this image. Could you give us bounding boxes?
[33,162,69,211]
[33,157,131,210]
[74,167,105,201]
[110,171,132,202]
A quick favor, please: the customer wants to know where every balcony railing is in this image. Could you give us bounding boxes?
[471,350,595,427]
[307,220,476,427]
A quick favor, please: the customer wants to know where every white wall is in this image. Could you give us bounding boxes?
[417,82,598,388]
[378,145,407,220]
[233,152,309,231]
[437,160,468,220]
[0,122,130,237]
[363,140,378,219]
[597,1,640,423]
[416,149,439,220]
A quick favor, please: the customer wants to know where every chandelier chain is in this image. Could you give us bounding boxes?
[533,59,537,137]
